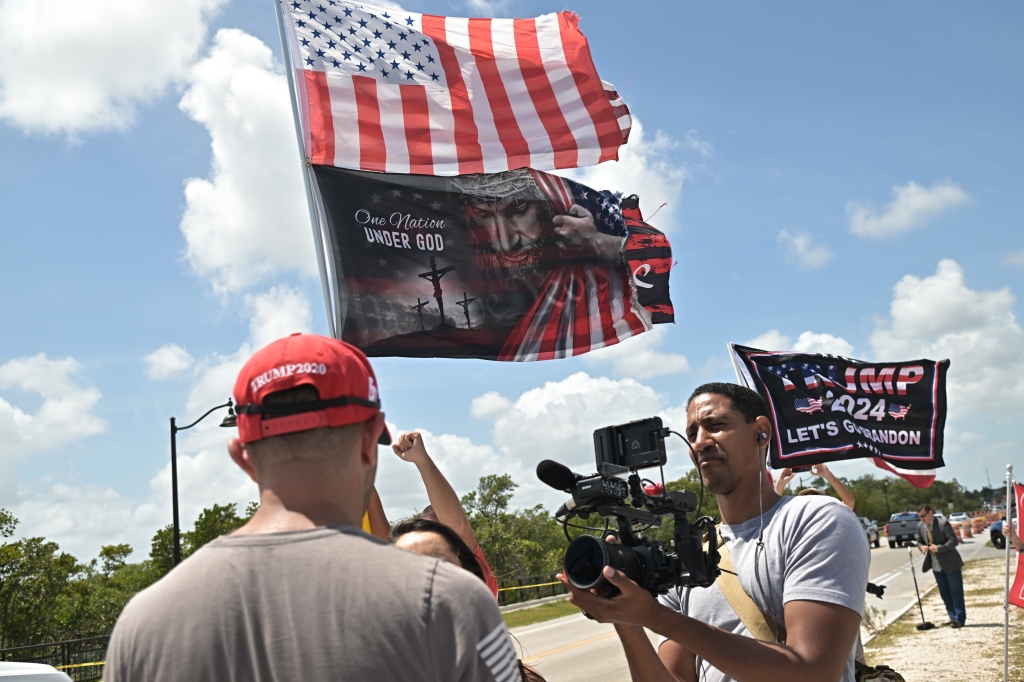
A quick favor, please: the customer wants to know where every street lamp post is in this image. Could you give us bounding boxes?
[169,399,237,566]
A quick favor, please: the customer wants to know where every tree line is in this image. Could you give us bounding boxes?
[0,472,1001,649]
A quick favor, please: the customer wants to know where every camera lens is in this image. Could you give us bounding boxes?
[564,535,643,590]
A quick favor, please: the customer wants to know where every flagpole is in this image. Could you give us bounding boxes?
[272,0,337,339]
[1005,464,1013,682]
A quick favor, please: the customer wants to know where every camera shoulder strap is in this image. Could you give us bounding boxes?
[708,533,786,643]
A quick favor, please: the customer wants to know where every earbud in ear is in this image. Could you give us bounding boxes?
[757,433,767,443]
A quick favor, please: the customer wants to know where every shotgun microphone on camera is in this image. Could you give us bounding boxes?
[537,459,582,492]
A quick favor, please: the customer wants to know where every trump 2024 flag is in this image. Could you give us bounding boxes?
[730,344,949,488]
[279,0,631,175]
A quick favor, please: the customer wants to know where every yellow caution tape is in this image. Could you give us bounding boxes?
[497,580,562,592]
[53,661,105,670]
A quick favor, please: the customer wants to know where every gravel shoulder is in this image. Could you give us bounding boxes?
[864,556,1023,681]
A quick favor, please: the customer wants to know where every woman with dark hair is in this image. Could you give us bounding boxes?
[392,518,548,682]
[367,431,500,598]
[390,517,486,584]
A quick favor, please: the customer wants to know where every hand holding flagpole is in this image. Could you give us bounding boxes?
[1005,464,1013,682]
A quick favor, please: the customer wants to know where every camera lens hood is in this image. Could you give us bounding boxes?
[564,534,643,590]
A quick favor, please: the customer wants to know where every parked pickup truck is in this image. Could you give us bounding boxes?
[885,511,920,549]
[859,517,880,548]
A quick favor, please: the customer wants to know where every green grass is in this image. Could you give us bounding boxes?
[503,598,581,629]
[864,608,920,654]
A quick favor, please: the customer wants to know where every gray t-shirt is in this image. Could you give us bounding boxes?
[106,525,520,682]
[658,496,869,682]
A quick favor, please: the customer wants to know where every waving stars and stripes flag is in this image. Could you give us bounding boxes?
[281,0,632,175]
[793,397,823,414]
[888,402,911,420]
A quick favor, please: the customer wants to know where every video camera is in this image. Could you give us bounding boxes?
[536,417,721,597]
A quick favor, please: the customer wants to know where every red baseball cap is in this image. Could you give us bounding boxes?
[232,333,391,446]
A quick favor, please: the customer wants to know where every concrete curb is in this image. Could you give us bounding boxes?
[862,582,938,647]
[499,593,570,613]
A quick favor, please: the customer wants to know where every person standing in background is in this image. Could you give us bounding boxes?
[917,503,966,628]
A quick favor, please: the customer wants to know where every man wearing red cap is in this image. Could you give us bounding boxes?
[105,333,519,682]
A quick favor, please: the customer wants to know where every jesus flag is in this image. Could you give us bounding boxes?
[314,166,673,361]
[279,0,631,174]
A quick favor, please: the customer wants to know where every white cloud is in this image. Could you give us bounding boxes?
[10,435,256,561]
[470,392,513,420]
[0,354,106,463]
[144,344,194,380]
[847,180,970,239]
[743,330,793,351]
[581,326,690,379]
[682,130,713,158]
[777,230,833,270]
[870,258,1024,414]
[377,371,701,519]
[792,332,855,357]
[10,484,160,560]
[0,0,224,136]
[1003,251,1024,269]
[459,0,509,15]
[179,29,315,295]
[563,118,688,230]
[476,371,666,475]
[187,285,313,415]
[9,286,313,559]
[375,427,509,518]
[743,330,854,357]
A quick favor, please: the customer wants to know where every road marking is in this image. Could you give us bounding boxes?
[873,569,905,585]
[511,613,586,636]
[522,631,618,664]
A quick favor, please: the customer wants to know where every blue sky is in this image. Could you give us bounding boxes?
[1,0,1022,560]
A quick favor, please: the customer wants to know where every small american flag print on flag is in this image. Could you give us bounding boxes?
[282,0,631,175]
[794,397,823,414]
[888,403,911,420]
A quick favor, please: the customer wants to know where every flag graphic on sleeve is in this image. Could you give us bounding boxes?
[282,0,631,175]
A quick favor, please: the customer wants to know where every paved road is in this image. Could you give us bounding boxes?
[511,532,1003,681]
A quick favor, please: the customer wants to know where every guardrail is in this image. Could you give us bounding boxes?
[0,636,108,681]
[496,573,567,607]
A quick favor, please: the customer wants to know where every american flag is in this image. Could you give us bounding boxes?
[282,0,631,175]
[794,397,823,414]
[888,402,910,420]
[497,170,648,362]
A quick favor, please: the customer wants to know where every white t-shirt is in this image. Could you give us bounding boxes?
[659,496,869,682]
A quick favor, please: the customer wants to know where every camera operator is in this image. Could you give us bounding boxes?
[558,383,869,682]
[367,431,499,598]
